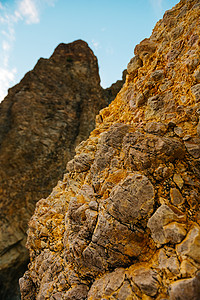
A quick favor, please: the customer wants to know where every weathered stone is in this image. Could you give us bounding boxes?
[197,119,200,137]
[88,268,126,299]
[186,56,199,72]
[19,1,200,299]
[191,84,200,102]
[160,79,172,92]
[194,68,200,82]
[130,267,160,297]
[136,92,146,107]
[150,69,164,82]
[145,122,167,135]
[176,225,200,263]
[166,49,179,62]
[100,123,130,149]
[173,173,184,189]
[170,187,185,206]
[163,222,187,244]
[147,204,186,245]
[174,126,184,137]
[184,137,200,158]
[180,259,198,277]
[88,267,140,299]
[107,173,154,225]
[171,25,184,39]
[123,132,185,173]
[158,248,180,275]
[147,95,164,111]
[134,38,157,59]
[73,153,94,172]
[153,163,174,180]
[127,55,143,74]
[117,281,137,300]
[91,208,150,263]
[63,284,89,300]
[19,272,36,300]
[169,273,200,300]
[88,200,98,211]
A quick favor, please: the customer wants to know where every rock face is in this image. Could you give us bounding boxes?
[20,0,200,299]
[0,40,126,300]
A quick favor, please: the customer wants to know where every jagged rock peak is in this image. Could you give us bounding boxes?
[49,40,101,80]
[52,40,95,58]
[20,0,200,299]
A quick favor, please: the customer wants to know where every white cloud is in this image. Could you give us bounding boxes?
[92,40,100,50]
[0,67,17,100]
[16,0,40,24]
[2,41,11,66]
[0,0,56,101]
[2,40,11,52]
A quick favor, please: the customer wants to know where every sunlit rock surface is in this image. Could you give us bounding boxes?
[20,0,200,299]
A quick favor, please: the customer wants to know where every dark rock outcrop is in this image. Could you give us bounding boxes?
[20,0,200,299]
[0,40,125,300]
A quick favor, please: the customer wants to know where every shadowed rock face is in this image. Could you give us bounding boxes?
[20,0,200,299]
[0,39,126,300]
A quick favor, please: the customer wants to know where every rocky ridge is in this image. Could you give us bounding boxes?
[0,40,125,299]
[20,0,200,299]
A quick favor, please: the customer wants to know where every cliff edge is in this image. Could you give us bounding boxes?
[20,0,200,299]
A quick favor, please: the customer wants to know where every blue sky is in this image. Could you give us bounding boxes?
[0,0,179,101]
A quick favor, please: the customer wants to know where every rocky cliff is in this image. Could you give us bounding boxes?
[20,0,200,299]
[0,40,126,300]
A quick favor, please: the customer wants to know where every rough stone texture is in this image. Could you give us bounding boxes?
[130,266,160,297]
[169,273,200,300]
[158,247,180,276]
[170,187,185,206]
[0,40,124,300]
[127,55,143,74]
[176,225,200,264]
[147,204,186,245]
[20,1,200,299]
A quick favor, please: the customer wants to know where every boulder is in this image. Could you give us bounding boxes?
[147,204,186,245]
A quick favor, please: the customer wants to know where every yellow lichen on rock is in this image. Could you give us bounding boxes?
[20,1,200,299]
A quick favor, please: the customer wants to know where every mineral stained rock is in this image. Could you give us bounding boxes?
[20,0,200,299]
[0,40,126,300]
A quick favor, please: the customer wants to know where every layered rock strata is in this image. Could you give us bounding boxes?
[0,40,123,299]
[20,0,200,299]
